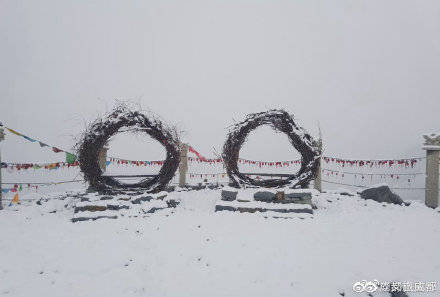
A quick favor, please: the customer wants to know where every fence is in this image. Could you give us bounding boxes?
[0,126,439,209]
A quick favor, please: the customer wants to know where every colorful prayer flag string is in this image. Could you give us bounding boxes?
[3,125,77,162]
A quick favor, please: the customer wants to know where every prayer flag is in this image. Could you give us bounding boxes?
[52,147,63,153]
[6,128,22,136]
[9,193,19,206]
[65,152,77,164]
[22,135,36,142]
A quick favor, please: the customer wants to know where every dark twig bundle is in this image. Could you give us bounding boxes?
[222,110,320,189]
[77,104,180,193]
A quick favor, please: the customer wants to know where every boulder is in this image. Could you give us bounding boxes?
[166,199,180,208]
[360,185,404,205]
[221,189,238,201]
[284,192,312,204]
[99,196,113,200]
[215,205,236,212]
[131,196,153,204]
[74,205,107,213]
[107,204,129,211]
[156,194,168,200]
[165,186,175,192]
[147,207,166,214]
[188,184,206,191]
[253,191,276,202]
[72,215,117,223]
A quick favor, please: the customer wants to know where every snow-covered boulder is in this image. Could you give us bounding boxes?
[360,185,405,205]
[253,191,276,202]
[131,195,154,204]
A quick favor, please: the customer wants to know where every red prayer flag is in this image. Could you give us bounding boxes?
[52,147,63,153]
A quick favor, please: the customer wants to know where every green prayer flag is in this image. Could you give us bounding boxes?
[66,152,77,164]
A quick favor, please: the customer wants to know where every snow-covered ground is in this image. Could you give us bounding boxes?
[1,189,439,297]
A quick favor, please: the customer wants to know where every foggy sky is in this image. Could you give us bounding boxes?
[1,0,440,163]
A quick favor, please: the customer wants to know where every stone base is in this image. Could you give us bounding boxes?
[70,191,174,222]
[215,197,314,218]
[253,190,313,205]
[216,188,315,218]
[215,204,313,215]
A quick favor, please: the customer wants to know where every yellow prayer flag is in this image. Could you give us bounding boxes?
[12,193,19,204]
[6,128,22,136]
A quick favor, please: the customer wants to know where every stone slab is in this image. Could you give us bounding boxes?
[221,190,238,201]
[215,204,313,214]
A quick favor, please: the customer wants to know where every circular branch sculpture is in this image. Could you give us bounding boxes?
[77,105,180,193]
[222,109,320,188]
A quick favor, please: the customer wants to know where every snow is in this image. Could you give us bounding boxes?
[422,145,440,150]
[423,132,440,138]
[1,189,439,297]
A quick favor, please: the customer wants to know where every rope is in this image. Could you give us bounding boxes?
[109,144,426,166]
[1,179,85,185]
[0,123,427,166]
[321,169,425,176]
[1,124,75,155]
[322,180,426,190]
[322,156,426,162]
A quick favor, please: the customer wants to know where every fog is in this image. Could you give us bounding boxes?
[1,0,440,164]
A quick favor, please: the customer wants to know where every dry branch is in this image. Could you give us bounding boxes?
[222,109,320,189]
[77,104,180,193]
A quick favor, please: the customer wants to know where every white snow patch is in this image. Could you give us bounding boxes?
[1,189,439,297]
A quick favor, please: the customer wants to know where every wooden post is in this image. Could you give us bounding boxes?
[179,143,188,187]
[314,137,323,192]
[423,133,440,208]
[98,145,109,173]
[276,191,285,201]
[314,158,322,192]
[0,126,5,210]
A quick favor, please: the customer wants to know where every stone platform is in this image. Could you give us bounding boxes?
[71,190,178,222]
[216,187,317,219]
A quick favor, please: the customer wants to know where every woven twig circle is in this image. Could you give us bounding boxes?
[222,109,320,188]
[77,105,180,193]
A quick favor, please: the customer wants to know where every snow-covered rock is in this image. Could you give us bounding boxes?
[253,190,276,202]
[360,185,405,205]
